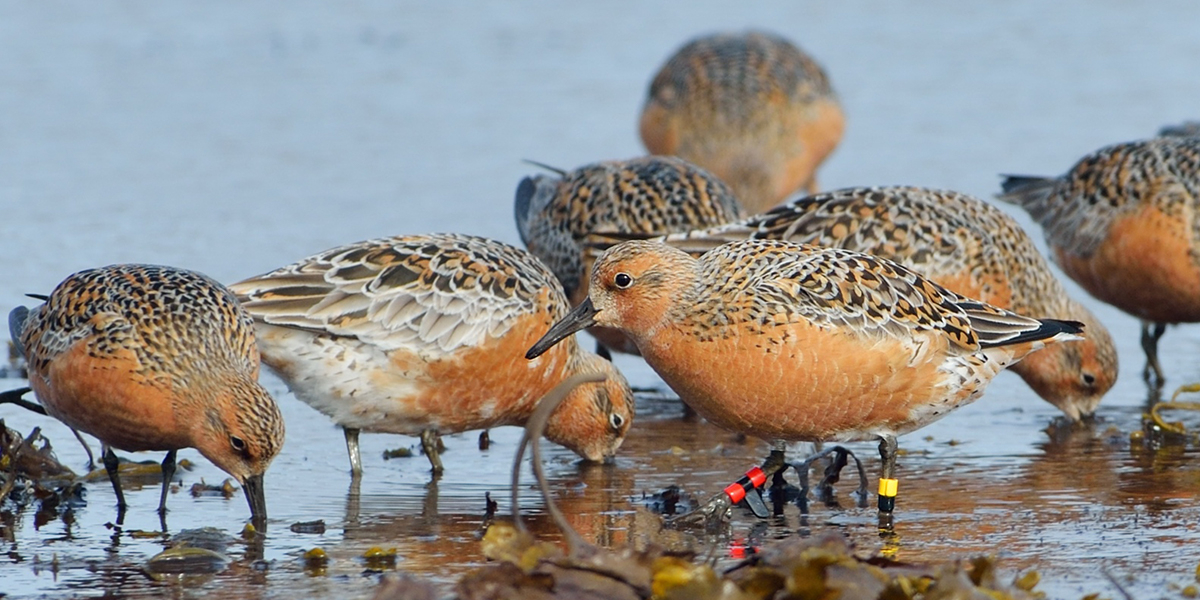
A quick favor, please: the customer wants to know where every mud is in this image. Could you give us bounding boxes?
[3,2,1200,598]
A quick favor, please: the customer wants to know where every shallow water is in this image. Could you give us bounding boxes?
[3,2,1200,598]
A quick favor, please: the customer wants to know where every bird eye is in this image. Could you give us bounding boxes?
[609,413,625,431]
[1082,372,1096,386]
[230,436,247,452]
[614,273,633,289]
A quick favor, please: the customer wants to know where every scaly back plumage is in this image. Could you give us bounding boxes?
[999,136,1200,258]
[672,240,1078,355]
[20,265,263,389]
[230,233,566,356]
[661,187,1076,318]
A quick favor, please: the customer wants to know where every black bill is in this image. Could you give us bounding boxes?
[526,298,599,359]
[243,473,268,531]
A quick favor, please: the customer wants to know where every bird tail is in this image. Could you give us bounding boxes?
[8,306,29,359]
[979,315,1085,368]
[982,315,1084,349]
[997,175,1057,208]
[513,168,565,248]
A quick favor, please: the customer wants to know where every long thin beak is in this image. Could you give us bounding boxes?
[526,298,598,359]
[243,473,267,531]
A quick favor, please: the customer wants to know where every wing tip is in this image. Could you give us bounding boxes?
[1035,318,1086,344]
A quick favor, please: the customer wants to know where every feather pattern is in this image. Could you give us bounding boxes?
[680,240,1079,354]
[230,234,562,355]
[998,136,1200,258]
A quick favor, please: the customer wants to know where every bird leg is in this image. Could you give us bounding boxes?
[158,449,177,517]
[787,445,869,514]
[0,387,44,414]
[420,429,444,475]
[877,435,899,530]
[71,429,96,471]
[101,446,128,519]
[1141,321,1167,386]
[343,427,363,476]
[1,388,96,470]
[673,441,873,530]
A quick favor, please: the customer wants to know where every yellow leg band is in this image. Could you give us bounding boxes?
[878,478,899,498]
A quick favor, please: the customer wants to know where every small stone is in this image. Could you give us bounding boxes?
[290,520,326,534]
[383,447,414,459]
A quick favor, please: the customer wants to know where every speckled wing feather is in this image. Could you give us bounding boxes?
[645,31,836,123]
[999,136,1200,257]
[17,265,261,379]
[689,240,1076,351]
[596,186,1075,319]
[663,187,1003,276]
[230,234,561,354]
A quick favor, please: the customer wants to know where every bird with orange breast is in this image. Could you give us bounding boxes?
[228,233,634,477]
[1000,135,1200,384]
[527,239,1082,522]
[639,31,844,214]
[8,265,284,526]
[619,186,1117,421]
[515,155,744,355]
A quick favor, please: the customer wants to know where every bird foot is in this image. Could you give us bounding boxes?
[668,446,871,529]
[666,454,784,531]
[787,445,870,514]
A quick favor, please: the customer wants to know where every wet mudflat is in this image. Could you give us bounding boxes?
[3,1,1200,598]
[3,365,1199,599]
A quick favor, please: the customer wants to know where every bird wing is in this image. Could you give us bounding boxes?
[703,241,1069,353]
[229,234,556,355]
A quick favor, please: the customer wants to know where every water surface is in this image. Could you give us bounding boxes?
[2,2,1200,598]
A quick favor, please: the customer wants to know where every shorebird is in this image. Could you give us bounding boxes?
[229,233,634,476]
[527,239,1082,520]
[1000,135,1200,384]
[627,186,1117,420]
[515,155,744,354]
[639,30,844,214]
[8,264,284,526]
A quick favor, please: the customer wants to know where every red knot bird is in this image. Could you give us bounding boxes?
[527,239,1082,522]
[228,233,633,476]
[639,30,844,214]
[1000,136,1200,384]
[8,264,284,526]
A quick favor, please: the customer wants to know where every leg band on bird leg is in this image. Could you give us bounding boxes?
[723,466,770,517]
[878,477,898,513]
[670,452,786,528]
[722,466,768,503]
